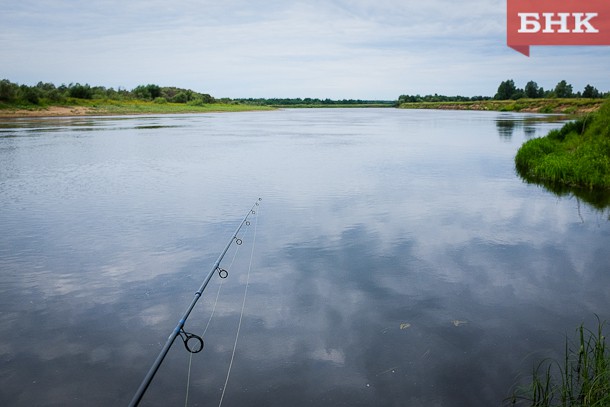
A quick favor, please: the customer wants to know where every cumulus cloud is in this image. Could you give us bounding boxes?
[1,1,609,98]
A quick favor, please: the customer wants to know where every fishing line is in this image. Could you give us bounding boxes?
[184,223,249,407]
[129,199,261,407]
[218,201,259,407]
[185,353,194,407]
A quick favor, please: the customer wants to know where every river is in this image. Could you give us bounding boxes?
[1,108,609,406]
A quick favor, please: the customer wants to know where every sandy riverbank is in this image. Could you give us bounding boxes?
[398,98,604,115]
[0,106,94,118]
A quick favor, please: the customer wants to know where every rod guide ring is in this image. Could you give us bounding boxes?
[217,268,228,278]
[179,329,204,354]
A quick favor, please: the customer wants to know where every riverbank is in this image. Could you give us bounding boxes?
[267,103,393,108]
[0,101,396,118]
[515,98,610,192]
[2,98,605,119]
[399,98,604,115]
[0,100,274,118]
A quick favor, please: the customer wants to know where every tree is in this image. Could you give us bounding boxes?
[171,92,189,103]
[537,87,545,98]
[495,79,517,100]
[511,88,525,100]
[524,81,540,98]
[0,79,19,102]
[35,81,56,92]
[199,93,215,104]
[20,85,41,104]
[582,84,600,98]
[554,80,573,98]
[132,84,161,100]
[68,83,93,99]
[148,84,161,99]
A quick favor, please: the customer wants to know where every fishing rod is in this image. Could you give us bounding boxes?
[129,198,262,407]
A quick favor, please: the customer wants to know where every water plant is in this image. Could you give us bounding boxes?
[515,98,610,191]
[508,317,610,406]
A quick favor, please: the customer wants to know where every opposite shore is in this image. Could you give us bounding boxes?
[1,98,605,119]
[0,101,274,118]
[397,98,604,115]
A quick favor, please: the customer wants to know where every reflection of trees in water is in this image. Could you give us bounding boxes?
[523,125,536,138]
[495,117,539,141]
[496,120,515,140]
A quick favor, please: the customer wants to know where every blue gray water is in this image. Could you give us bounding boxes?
[1,109,609,406]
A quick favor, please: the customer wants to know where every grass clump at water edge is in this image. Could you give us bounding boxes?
[508,317,610,406]
[515,98,610,191]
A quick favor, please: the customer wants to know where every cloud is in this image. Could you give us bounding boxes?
[1,1,609,98]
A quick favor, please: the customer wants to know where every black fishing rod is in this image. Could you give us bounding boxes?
[129,198,262,407]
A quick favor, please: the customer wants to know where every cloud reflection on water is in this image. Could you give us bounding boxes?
[1,110,609,406]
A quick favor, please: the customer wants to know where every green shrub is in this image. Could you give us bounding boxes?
[20,85,41,104]
[186,98,206,106]
[171,92,188,103]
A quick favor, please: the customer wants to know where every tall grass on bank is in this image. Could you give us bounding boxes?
[398,98,604,114]
[509,318,610,406]
[515,99,610,190]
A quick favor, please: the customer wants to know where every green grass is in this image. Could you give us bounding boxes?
[509,317,610,406]
[0,98,397,116]
[398,99,604,115]
[515,98,610,193]
[0,98,275,115]
[85,99,275,114]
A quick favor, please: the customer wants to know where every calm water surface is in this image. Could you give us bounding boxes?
[1,109,609,406]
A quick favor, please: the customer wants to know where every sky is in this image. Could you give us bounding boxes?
[1,0,609,99]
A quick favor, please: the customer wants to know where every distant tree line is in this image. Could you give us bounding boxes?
[0,79,215,105]
[5,78,607,108]
[1,79,397,107]
[399,80,607,104]
[494,79,606,100]
[234,97,395,106]
[397,94,492,104]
